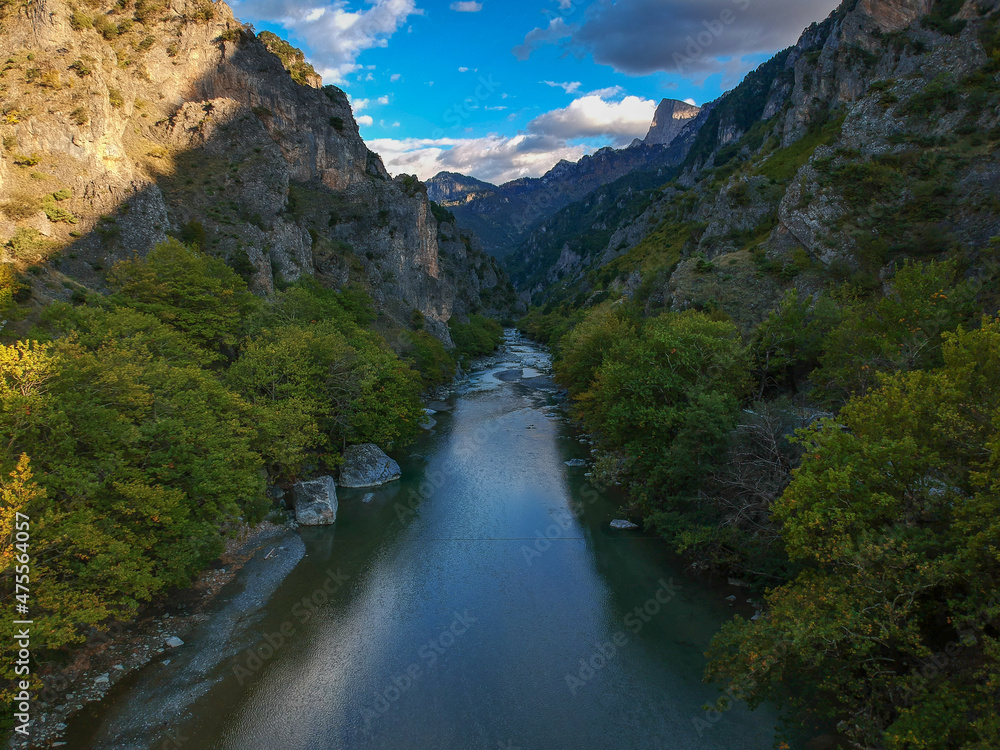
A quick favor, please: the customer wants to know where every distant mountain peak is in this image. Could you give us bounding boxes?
[644,99,702,147]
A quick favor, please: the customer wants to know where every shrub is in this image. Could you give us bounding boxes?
[329,116,344,131]
[69,11,93,30]
[69,59,91,77]
[108,88,124,108]
[93,15,118,40]
[69,107,89,126]
[7,227,51,260]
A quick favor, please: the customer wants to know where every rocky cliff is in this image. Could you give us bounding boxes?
[641,99,702,146]
[0,0,515,341]
[510,0,1000,322]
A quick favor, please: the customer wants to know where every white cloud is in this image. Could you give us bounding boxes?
[351,97,370,111]
[357,115,374,126]
[683,97,697,106]
[232,0,421,84]
[368,134,588,184]
[450,1,482,10]
[512,17,573,60]
[390,73,402,82]
[527,93,656,146]
[364,88,657,184]
[543,80,582,94]
[377,95,390,105]
[584,85,624,99]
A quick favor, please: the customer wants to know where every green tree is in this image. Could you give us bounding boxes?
[812,259,976,404]
[108,239,261,351]
[707,319,1000,749]
[554,301,637,396]
[579,311,749,536]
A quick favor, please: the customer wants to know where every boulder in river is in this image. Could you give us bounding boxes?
[293,476,339,525]
[610,519,639,530]
[339,444,402,488]
[565,459,587,468]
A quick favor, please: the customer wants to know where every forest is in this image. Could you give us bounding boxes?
[0,238,502,712]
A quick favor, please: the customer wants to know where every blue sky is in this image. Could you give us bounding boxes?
[231,0,840,184]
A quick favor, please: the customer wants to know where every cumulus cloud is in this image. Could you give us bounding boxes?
[515,0,839,77]
[230,0,421,84]
[368,134,589,184]
[543,80,582,94]
[512,16,573,61]
[357,115,374,126]
[527,93,656,146]
[367,86,662,183]
[450,1,482,10]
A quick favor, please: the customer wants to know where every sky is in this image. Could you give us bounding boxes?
[229,0,841,185]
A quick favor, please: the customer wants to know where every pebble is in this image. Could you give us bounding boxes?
[725,595,737,602]
[163,659,171,666]
[362,493,375,503]
[164,636,184,648]
[94,674,110,685]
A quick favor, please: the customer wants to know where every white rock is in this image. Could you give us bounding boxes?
[94,673,110,684]
[610,519,639,530]
[339,444,401,488]
[362,492,375,503]
[292,477,338,525]
[164,636,185,648]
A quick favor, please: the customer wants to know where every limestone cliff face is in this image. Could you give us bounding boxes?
[0,0,511,340]
[512,0,1000,323]
[643,99,701,147]
[857,0,934,31]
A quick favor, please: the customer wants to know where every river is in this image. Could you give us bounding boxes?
[64,332,777,749]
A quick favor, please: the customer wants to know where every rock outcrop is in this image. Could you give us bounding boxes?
[339,444,402,488]
[507,0,1000,320]
[0,0,514,339]
[643,99,702,147]
[292,477,338,525]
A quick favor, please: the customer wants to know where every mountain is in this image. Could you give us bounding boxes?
[512,0,1000,316]
[0,0,517,342]
[642,99,702,146]
[425,104,709,258]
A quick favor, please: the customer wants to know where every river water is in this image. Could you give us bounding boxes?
[65,333,776,749]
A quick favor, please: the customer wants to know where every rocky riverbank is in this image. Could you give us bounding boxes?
[17,523,298,750]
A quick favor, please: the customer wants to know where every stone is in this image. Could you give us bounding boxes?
[292,477,339,525]
[339,444,402,488]
[94,673,110,685]
[362,493,375,503]
[610,519,639,530]
[164,636,184,648]
[725,595,737,602]
[420,416,437,430]
[565,459,587,467]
